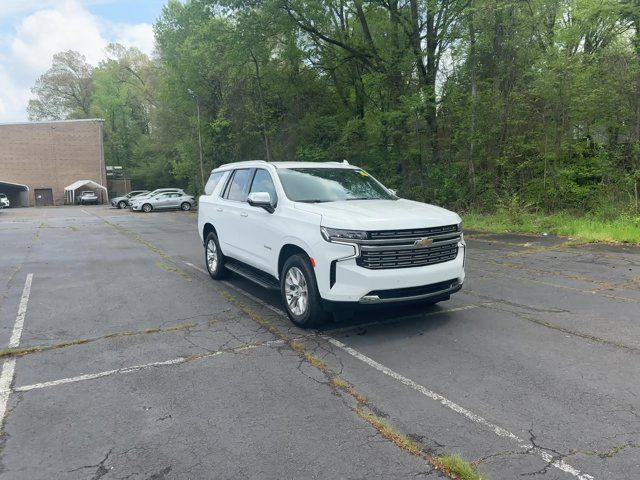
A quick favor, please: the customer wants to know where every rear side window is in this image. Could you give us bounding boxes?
[204,171,225,195]
[225,169,252,202]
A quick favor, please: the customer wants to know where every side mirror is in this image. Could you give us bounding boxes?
[247,192,275,213]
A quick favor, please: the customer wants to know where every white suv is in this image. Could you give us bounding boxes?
[198,161,465,327]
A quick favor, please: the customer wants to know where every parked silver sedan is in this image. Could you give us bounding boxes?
[131,192,195,212]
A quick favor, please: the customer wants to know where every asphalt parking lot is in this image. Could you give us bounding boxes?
[0,205,638,480]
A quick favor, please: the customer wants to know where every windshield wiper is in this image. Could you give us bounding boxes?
[297,199,329,203]
[346,197,373,200]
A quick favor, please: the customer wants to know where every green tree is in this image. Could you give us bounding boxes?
[27,51,94,120]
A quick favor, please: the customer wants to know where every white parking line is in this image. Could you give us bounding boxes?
[80,209,91,216]
[15,339,285,393]
[326,336,594,480]
[0,274,33,428]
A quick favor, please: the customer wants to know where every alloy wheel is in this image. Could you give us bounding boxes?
[206,239,218,272]
[284,267,308,316]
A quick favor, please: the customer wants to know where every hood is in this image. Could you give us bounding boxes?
[294,199,460,231]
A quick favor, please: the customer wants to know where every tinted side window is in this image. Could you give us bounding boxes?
[225,169,252,202]
[249,169,277,202]
[204,171,225,195]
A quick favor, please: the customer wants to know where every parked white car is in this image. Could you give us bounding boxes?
[0,193,9,208]
[197,161,465,327]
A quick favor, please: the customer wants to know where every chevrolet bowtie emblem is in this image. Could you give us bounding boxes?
[414,237,433,247]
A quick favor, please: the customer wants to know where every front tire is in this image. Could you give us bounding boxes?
[180,202,191,211]
[204,232,228,279]
[281,254,329,328]
[142,203,152,213]
[118,201,127,209]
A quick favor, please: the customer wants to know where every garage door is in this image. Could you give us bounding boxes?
[34,188,54,207]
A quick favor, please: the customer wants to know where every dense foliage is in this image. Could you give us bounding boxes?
[27,0,640,216]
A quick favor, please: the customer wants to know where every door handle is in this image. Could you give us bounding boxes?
[216,208,223,212]
[240,212,248,217]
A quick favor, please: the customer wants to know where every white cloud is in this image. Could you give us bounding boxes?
[0,0,156,122]
[10,1,108,74]
[0,67,31,120]
[114,23,155,57]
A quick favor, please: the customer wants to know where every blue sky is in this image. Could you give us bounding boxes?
[0,0,168,122]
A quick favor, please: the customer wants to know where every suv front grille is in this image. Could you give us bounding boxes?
[356,224,461,270]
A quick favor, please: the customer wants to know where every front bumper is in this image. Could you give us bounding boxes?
[315,241,465,304]
[131,204,143,211]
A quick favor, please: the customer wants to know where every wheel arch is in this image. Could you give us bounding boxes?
[203,222,217,242]
[278,243,312,278]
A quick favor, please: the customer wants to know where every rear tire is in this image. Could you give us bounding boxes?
[204,232,228,279]
[281,254,329,328]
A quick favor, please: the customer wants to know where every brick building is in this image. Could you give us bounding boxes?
[0,119,106,207]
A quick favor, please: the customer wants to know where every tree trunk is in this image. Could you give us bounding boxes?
[468,1,478,201]
[409,0,439,164]
[250,50,271,162]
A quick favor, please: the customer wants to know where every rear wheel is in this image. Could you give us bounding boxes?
[281,254,329,328]
[142,203,152,213]
[180,202,191,211]
[205,232,228,279]
[118,201,127,209]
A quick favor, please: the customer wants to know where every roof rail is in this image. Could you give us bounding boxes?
[214,160,268,170]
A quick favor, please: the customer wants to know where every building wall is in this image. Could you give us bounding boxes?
[0,119,106,206]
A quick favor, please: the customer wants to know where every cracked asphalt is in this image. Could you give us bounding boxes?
[0,205,638,479]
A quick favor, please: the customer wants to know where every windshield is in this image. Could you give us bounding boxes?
[277,168,395,203]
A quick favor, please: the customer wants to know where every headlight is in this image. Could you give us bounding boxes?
[321,227,368,242]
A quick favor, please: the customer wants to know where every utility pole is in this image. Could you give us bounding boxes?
[188,89,206,189]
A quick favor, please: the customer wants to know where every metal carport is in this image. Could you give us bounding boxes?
[0,181,29,207]
[64,180,108,205]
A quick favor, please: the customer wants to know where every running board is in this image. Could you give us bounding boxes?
[225,261,280,290]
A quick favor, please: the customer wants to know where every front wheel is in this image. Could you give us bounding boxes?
[118,201,127,209]
[180,202,191,211]
[281,254,329,328]
[204,232,228,279]
[142,203,152,213]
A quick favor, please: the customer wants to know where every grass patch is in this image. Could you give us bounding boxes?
[463,212,640,244]
[0,323,198,358]
[357,410,422,456]
[435,454,486,480]
[155,261,191,279]
[303,352,327,369]
[331,376,349,390]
